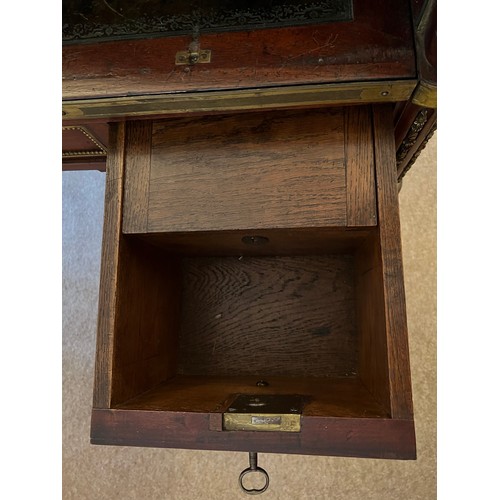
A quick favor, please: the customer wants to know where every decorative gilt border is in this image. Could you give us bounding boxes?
[398,122,437,181]
[63,0,353,44]
[62,126,107,159]
[396,107,436,181]
[396,109,429,167]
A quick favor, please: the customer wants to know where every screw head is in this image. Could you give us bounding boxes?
[242,235,269,246]
[381,91,389,96]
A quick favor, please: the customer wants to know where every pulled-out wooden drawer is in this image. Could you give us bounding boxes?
[92,104,415,460]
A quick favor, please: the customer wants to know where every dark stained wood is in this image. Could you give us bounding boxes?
[415,0,437,85]
[423,2,437,71]
[122,121,152,233]
[62,126,104,152]
[91,409,416,459]
[116,375,387,418]
[62,121,108,171]
[62,159,106,172]
[93,123,126,408]
[371,104,413,420]
[354,232,391,414]
[61,0,436,180]
[178,254,357,378]
[63,0,415,100]
[110,237,182,406]
[137,227,372,257]
[62,123,108,170]
[124,108,349,233]
[345,106,377,226]
[62,123,108,150]
[411,0,427,21]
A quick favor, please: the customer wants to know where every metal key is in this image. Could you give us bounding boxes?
[238,452,270,495]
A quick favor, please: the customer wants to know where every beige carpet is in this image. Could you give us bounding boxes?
[62,135,436,499]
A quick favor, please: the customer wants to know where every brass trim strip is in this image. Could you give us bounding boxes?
[411,80,437,108]
[62,151,107,158]
[62,80,417,120]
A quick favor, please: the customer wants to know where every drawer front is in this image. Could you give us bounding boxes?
[122,107,376,233]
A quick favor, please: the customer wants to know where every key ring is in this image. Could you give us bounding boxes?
[239,452,269,495]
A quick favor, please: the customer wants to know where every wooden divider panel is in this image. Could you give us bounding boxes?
[123,107,378,234]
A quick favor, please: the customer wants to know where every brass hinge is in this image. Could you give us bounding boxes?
[223,394,305,433]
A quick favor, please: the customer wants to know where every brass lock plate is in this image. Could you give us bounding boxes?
[223,394,305,432]
[175,49,212,65]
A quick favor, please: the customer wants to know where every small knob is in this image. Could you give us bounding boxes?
[188,52,199,64]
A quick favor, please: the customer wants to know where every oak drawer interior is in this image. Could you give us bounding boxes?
[92,105,415,459]
[106,227,390,420]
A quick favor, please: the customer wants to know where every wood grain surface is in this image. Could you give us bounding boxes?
[110,238,182,406]
[372,104,413,420]
[91,104,415,459]
[178,254,357,378]
[115,375,388,418]
[137,227,372,257]
[345,106,377,226]
[122,121,152,233]
[94,125,182,408]
[144,108,347,232]
[93,123,126,408]
[91,409,416,459]
[355,232,391,414]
